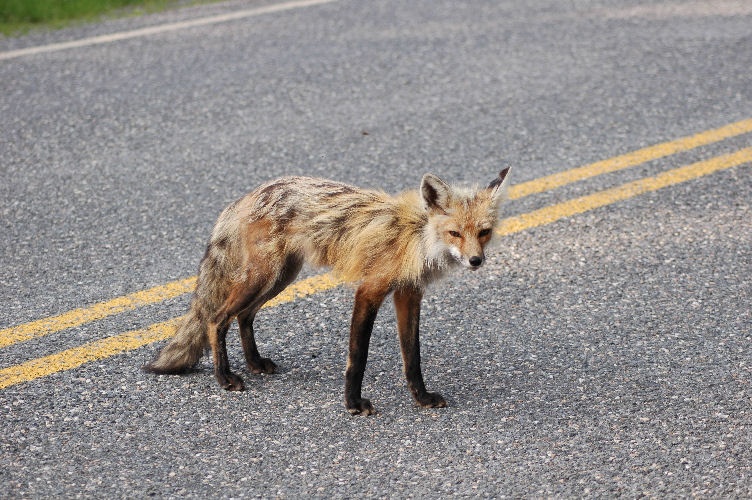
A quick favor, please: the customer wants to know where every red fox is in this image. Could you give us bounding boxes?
[145,168,510,415]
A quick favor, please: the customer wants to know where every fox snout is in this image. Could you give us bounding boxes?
[463,252,485,270]
[449,245,485,270]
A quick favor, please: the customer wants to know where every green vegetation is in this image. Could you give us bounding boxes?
[0,0,192,35]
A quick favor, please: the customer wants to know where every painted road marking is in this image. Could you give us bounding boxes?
[1,150,749,389]
[0,268,339,349]
[2,118,750,350]
[499,147,752,234]
[0,277,196,349]
[0,319,180,390]
[0,0,339,61]
[0,273,340,389]
[0,272,338,349]
[508,118,752,199]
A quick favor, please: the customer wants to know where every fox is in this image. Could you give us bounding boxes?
[144,168,511,415]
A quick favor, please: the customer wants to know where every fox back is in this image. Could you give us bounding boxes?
[210,170,510,288]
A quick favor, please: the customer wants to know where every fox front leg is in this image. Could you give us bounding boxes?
[393,286,447,409]
[344,282,390,415]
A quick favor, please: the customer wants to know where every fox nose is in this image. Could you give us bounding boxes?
[469,256,483,267]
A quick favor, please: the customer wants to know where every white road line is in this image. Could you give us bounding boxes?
[0,0,339,61]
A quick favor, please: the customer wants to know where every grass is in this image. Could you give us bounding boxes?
[0,0,201,35]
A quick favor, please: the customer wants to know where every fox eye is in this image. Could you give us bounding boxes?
[478,228,491,238]
[448,230,461,238]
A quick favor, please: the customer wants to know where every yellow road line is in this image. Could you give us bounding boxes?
[508,118,752,199]
[262,272,341,308]
[2,119,751,350]
[1,150,748,390]
[497,147,752,235]
[0,277,196,349]
[0,270,340,351]
[0,319,180,390]
[0,273,341,390]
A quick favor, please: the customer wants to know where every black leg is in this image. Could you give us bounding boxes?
[345,281,389,415]
[238,310,277,374]
[393,286,446,408]
[209,318,244,391]
[237,255,302,375]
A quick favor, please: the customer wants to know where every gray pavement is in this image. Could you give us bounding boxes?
[1,0,751,497]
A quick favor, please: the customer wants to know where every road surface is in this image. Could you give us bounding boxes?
[1,0,750,496]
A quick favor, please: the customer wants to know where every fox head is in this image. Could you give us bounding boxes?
[421,168,510,270]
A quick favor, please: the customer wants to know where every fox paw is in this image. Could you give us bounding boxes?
[346,398,376,416]
[248,357,277,375]
[416,391,447,408]
[218,372,245,391]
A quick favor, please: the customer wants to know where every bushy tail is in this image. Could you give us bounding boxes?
[144,245,234,374]
[144,200,242,375]
[143,298,209,374]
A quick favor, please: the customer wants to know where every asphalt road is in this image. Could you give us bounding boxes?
[1,0,751,497]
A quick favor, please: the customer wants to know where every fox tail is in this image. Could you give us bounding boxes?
[143,245,231,374]
[143,296,209,374]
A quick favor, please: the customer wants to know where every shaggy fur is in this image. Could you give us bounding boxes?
[145,169,510,414]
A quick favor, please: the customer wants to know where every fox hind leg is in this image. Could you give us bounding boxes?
[207,317,245,391]
[238,254,303,375]
[238,310,276,375]
[208,271,277,391]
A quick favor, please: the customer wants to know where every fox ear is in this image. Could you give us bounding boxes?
[421,173,452,212]
[487,167,511,200]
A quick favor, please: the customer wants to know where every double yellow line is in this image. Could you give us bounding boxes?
[2,119,752,389]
